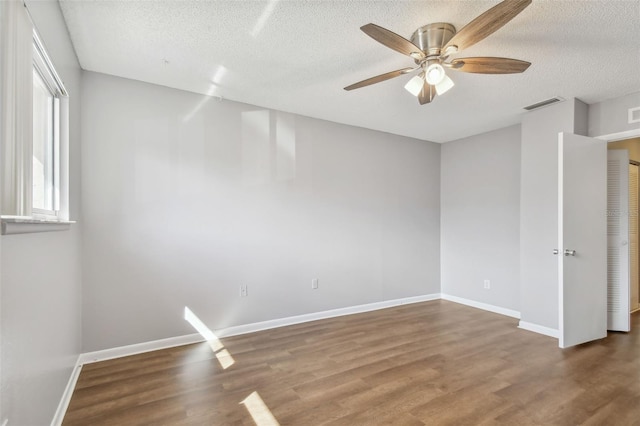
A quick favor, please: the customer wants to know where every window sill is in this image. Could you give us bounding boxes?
[1,216,76,235]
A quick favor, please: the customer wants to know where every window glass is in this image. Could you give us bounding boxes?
[32,66,55,213]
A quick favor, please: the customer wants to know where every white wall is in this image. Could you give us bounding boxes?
[441,125,521,311]
[80,71,441,352]
[0,1,82,424]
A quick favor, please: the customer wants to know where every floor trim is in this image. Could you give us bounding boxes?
[518,320,560,338]
[78,333,204,365]
[51,357,83,426]
[441,293,521,319]
[78,293,441,365]
[215,293,441,338]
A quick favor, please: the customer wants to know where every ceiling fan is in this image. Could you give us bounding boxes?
[344,0,532,105]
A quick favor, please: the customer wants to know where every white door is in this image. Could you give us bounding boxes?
[606,149,630,331]
[559,132,608,348]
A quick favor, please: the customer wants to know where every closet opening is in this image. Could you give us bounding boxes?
[607,137,640,332]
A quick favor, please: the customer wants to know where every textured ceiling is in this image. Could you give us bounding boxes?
[59,0,640,143]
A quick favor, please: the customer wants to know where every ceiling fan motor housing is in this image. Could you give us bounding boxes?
[410,23,456,60]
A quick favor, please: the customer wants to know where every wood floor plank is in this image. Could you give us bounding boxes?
[63,301,640,425]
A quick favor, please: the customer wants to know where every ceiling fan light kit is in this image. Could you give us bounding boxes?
[435,73,455,96]
[404,74,425,96]
[425,63,445,86]
[344,0,533,105]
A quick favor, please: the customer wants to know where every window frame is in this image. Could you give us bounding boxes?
[31,29,65,220]
[0,15,73,234]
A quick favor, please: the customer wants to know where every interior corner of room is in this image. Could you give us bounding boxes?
[0,0,639,424]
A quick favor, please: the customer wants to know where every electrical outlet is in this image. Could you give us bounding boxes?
[240,284,248,297]
[312,278,319,289]
[483,279,491,290]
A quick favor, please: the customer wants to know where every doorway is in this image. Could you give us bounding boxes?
[607,137,640,325]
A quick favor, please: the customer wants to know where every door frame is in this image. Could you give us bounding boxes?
[629,160,640,314]
[597,127,640,330]
[596,129,640,143]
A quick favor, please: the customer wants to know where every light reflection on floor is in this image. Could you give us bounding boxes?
[184,306,234,368]
[241,391,281,426]
[184,307,281,425]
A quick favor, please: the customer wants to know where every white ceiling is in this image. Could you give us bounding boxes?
[59,0,640,143]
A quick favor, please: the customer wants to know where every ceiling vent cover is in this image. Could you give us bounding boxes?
[523,96,565,111]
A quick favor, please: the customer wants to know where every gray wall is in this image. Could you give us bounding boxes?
[519,99,587,330]
[0,1,83,425]
[80,71,441,352]
[589,91,640,137]
[441,125,521,311]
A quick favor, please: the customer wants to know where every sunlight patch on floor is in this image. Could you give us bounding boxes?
[241,391,280,426]
[184,306,235,369]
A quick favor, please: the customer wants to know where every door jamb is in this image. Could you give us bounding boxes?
[599,128,640,332]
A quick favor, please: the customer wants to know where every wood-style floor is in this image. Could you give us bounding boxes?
[63,300,640,425]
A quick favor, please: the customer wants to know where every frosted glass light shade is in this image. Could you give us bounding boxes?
[404,75,424,97]
[435,74,455,95]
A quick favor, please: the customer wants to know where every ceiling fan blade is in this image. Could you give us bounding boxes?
[418,83,436,105]
[361,23,425,60]
[444,0,532,53]
[450,57,530,74]
[344,67,416,91]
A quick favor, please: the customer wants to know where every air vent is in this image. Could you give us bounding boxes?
[523,96,565,111]
[629,107,640,124]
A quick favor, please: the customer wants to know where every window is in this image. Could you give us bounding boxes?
[0,1,72,234]
[31,32,63,218]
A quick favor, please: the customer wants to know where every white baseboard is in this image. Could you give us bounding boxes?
[79,333,204,365]
[215,293,440,338]
[50,357,83,426]
[78,293,441,364]
[440,293,521,319]
[518,321,559,338]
